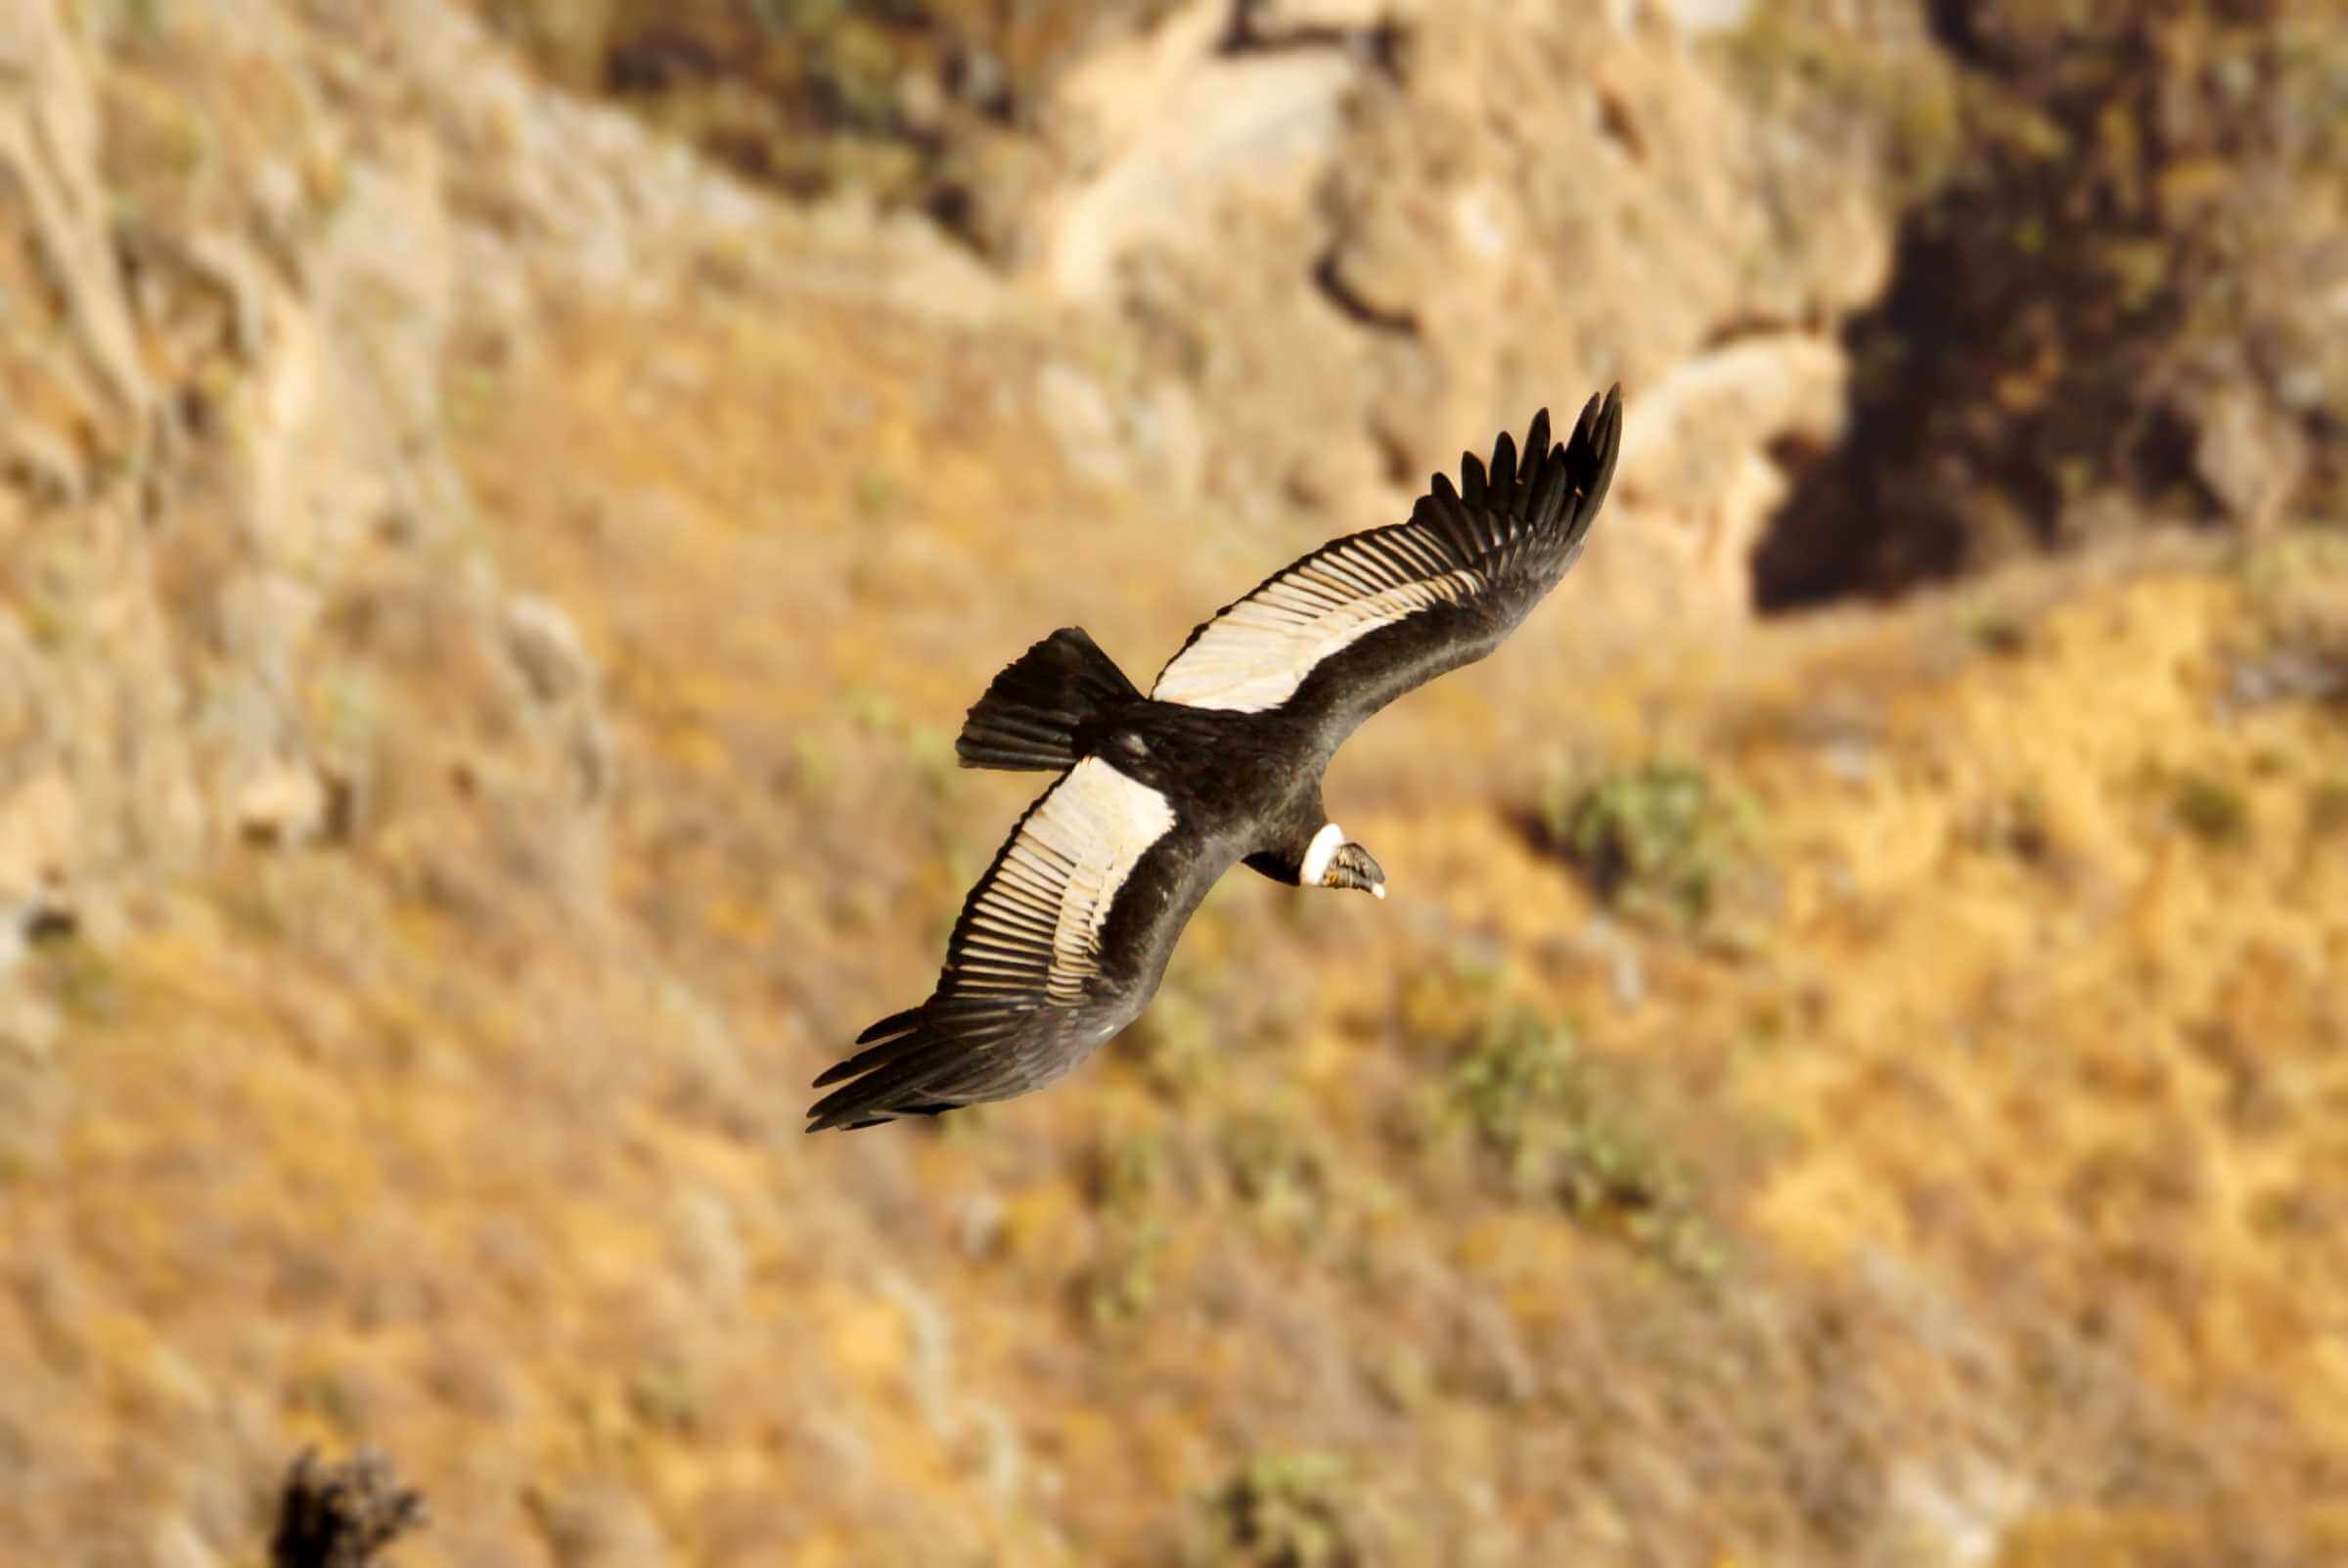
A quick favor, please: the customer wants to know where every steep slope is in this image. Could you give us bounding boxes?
[4,3,2346,1567]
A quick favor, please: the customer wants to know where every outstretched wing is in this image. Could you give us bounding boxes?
[1151,386,1623,754]
[807,756,1227,1131]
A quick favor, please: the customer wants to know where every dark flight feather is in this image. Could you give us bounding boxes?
[957,626,1140,773]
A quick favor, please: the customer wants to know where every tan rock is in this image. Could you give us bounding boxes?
[1612,332,1849,615]
[1242,0,1430,35]
[235,764,326,848]
[1044,48,1354,301]
[1014,0,1894,609]
[2195,384,2307,534]
[503,596,597,707]
[0,772,76,906]
[1653,0,1755,34]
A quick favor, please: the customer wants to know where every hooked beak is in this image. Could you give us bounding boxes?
[1327,841,1386,900]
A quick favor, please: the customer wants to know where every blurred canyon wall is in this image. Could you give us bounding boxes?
[11,0,2346,939]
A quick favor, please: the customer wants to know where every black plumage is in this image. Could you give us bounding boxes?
[808,386,1625,1132]
[954,626,1141,772]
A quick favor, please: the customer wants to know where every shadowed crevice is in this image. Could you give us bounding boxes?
[1749,3,2348,613]
[1309,249,1420,337]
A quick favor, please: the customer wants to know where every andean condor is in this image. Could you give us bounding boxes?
[808,387,1625,1131]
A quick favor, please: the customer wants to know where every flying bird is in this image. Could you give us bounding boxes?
[808,387,1624,1131]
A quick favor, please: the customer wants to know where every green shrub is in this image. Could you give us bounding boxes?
[2174,773,2251,845]
[1196,1452,1360,1568]
[1217,1108,1330,1242]
[1440,1006,1718,1280]
[1084,1128,1168,1325]
[468,0,1181,248]
[1541,761,1762,931]
[2308,779,2348,839]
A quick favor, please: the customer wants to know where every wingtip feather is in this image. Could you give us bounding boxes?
[854,1005,923,1046]
[1570,389,1603,452]
[1488,429,1518,496]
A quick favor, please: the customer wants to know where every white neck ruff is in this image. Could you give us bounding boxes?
[1300,822,1345,885]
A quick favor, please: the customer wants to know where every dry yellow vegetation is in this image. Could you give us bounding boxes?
[13,268,2348,1563]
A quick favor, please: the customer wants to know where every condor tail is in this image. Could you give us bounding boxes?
[955,627,1141,772]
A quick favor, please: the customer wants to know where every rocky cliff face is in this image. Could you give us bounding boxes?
[472,0,2348,609]
[0,0,997,1110]
[3,0,589,1168]
[460,0,1947,627]
[1016,0,1901,623]
[0,0,1913,983]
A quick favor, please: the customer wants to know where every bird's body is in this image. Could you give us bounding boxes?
[809,389,1625,1131]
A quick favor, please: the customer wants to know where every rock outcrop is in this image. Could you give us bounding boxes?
[1017,0,1896,620]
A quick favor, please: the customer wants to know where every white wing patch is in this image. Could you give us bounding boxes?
[959,758,1177,1006]
[1153,533,1485,713]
